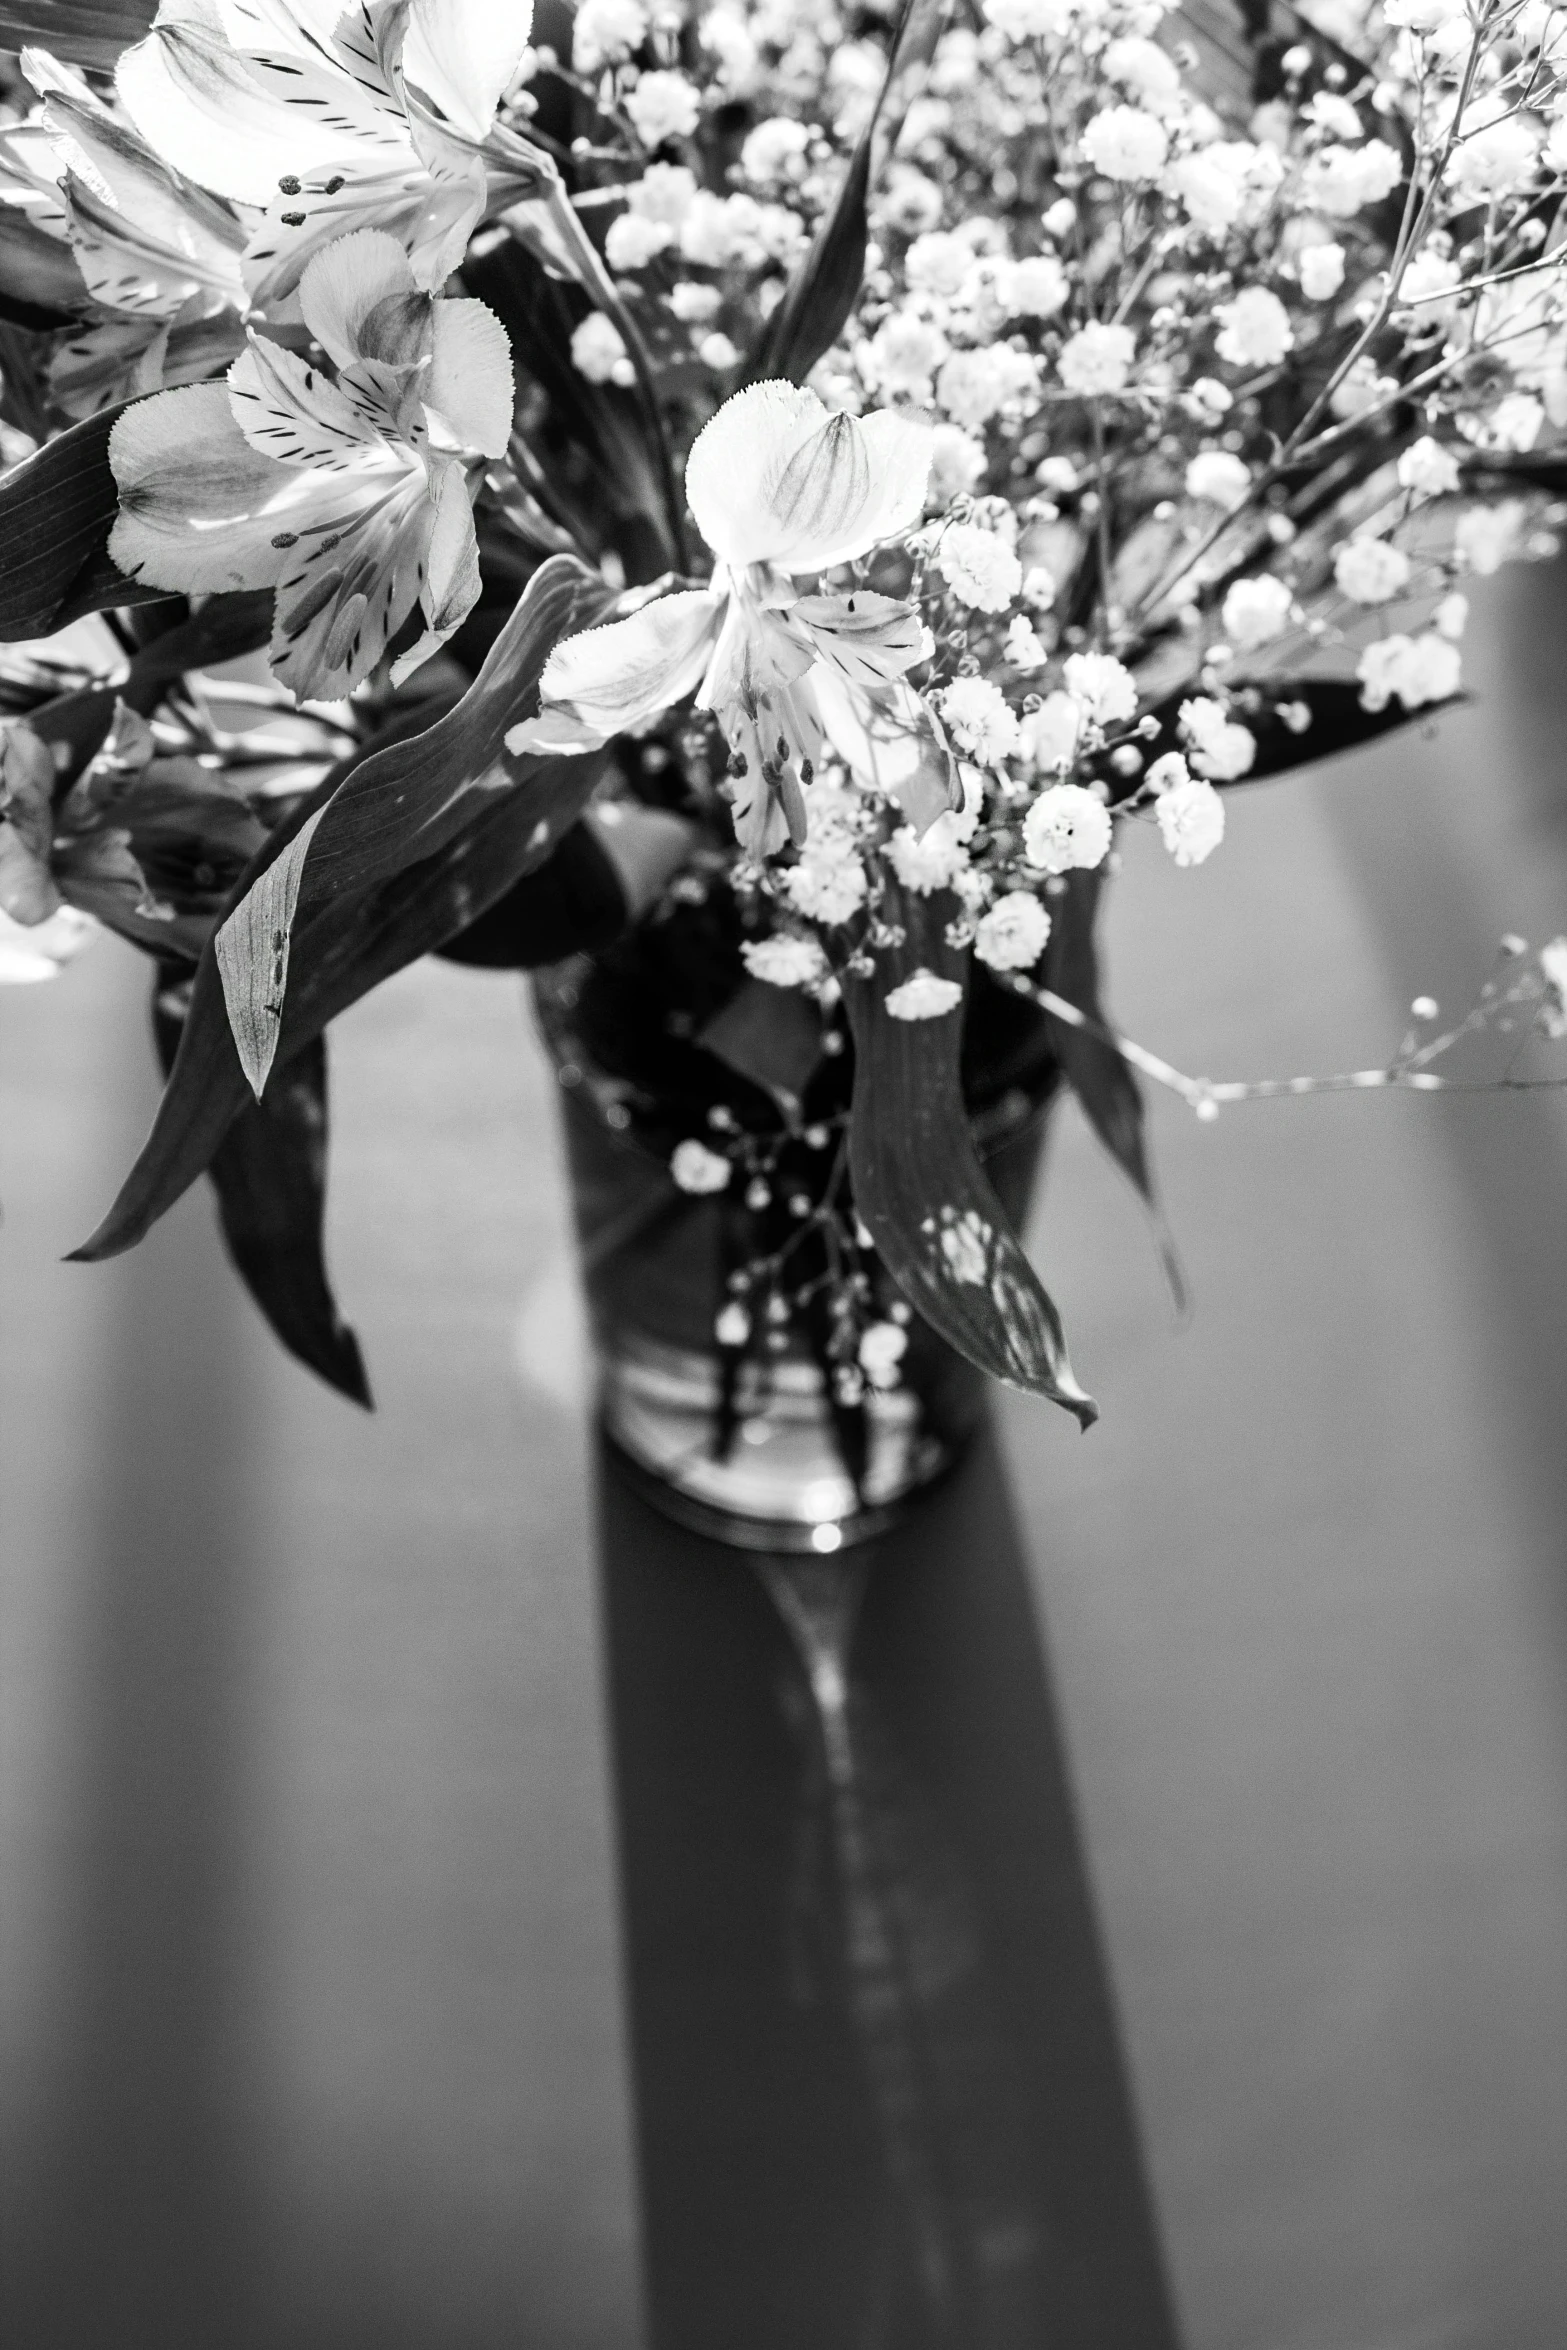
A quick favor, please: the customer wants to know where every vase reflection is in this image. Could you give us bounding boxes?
[596,1420,1182,2350]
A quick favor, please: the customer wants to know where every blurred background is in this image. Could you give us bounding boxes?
[3,559,1565,2349]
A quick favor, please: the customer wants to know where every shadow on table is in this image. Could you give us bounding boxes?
[595,1420,1181,2350]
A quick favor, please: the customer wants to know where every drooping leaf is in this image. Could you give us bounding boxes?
[152,966,371,1406]
[748,0,918,387]
[1041,870,1186,1310]
[75,558,614,1261]
[843,881,1097,1426]
[0,1,154,68]
[214,805,326,1096]
[0,400,170,642]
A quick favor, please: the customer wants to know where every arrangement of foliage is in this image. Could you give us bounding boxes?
[1,0,1564,1431]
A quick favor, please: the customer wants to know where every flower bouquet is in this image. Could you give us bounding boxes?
[2,0,1565,1541]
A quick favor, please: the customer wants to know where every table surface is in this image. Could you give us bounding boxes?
[3,563,1565,2350]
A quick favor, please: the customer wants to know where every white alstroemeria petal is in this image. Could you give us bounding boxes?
[241,159,473,302]
[512,590,722,752]
[270,468,430,699]
[696,596,814,717]
[117,9,408,207]
[684,380,830,569]
[30,62,248,318]
[809,667,959,832]
[846,411,934,556]
[767,407,932,571]
[108,380,318,591]
[228,335,389,468]
[685,383,934,574]
[389,457,482,684]
[506,705,621,755]
[403,0,533,143]
[791,591,924,686]
[425,294,514,457]
[297,227,419,369]
[214,2,357,64]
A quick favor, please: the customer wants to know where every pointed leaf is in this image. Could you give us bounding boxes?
[214,805,326,1097]
[76,558,614,1260]
[843,881,1097,1426]
[748,0,917,387]
[152,966,371,1405]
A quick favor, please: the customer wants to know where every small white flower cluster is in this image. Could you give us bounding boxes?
[10,0,1558,1102]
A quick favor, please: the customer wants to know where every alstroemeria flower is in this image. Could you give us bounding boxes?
[13,48,250,415]
[509,381,934,854]
[108,228,513,700]
[116,0,549,303]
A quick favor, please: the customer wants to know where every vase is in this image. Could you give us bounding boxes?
[532,892,1058,1551]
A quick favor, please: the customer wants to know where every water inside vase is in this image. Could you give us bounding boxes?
[533,947,1055,1547]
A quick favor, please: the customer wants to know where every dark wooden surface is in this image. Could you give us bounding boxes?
[2,563,1565,2347]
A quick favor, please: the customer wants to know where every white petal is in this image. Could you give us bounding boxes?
[228,334,387,466]
[269,468,430,699]
[425,295,514,456]
[770,408,932,571]
[683,379,827,568]
[809,666,956,827]
[403,0,533,144]
[695,596,814,717]
[533,590,721,740]
[240,158,473,303]
[389,458,481,683]
[117,9,408,208]
[214,1,355,65]
[791,590,924,685]
[39,81,248,317]
[685,382,933,574]
[297,226,418,367]
[108,380,316,591]
[849,411,934,556]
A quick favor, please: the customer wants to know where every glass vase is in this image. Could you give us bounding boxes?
[533,919,1057,1553]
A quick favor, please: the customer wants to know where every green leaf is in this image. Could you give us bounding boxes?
[843,881,1097,1427]
[0,401,171,642]
[74,557,614,1262]
[152,967,371,1406]
[1042,870,1185,1311]
[214,805,326,1097]
[0,1,154,67]
[748,0,918,387]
